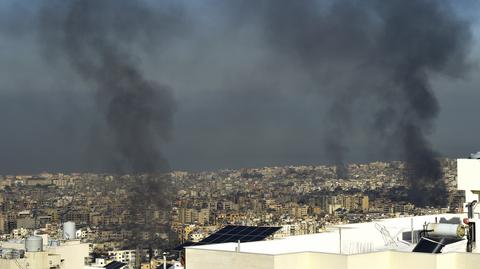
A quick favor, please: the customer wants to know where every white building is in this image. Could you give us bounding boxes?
[0,250,63,269]
[185,159,480,269]
[49,240,89,269]
[0,235,89,269]
[108,249,136,265]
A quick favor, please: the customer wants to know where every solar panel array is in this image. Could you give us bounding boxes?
[175,225,281,250]
[412,237,445,253]
[201,225,281,244]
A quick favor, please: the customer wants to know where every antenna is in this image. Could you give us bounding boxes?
[374,223,408,247]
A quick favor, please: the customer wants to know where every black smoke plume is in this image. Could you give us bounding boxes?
[38,0,184,247]
[39,0,179,173]
[35,0,472,210]
[229,0,472,205]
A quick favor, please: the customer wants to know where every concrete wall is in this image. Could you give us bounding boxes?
[0,251,51,269]
[347,251,390,269]
[308,252,347,268]
[274,252,311,269]
[48,240,89,269]
[186,249,480,269]
[389,252,437,269]
[454,252,480,267]
[186,249,274,269]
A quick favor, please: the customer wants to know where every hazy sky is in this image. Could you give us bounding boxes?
[0,1,479,174]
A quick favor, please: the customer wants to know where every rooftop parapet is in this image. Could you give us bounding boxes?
[457,159,480,192]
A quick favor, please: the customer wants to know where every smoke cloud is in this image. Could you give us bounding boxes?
[221,0,472,205]
[37,0,187,247]
[38,0,182,174]
[2,0,471,209]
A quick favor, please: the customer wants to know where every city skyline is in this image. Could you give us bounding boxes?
[2,1,480,268]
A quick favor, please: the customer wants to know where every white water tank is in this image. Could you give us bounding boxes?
[25,236,43,252]
[63,221,76,240]
[427,223,466,239]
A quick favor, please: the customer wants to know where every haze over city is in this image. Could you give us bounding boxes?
[0,0,479,174]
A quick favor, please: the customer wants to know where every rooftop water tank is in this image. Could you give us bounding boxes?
[25,236,43,252]
[63,221,76,240]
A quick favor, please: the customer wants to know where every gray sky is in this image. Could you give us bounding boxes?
[0,1,479,174]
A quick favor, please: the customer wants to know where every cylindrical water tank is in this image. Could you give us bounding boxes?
[25,236,43,252]
[63,221,76,240]
[426,223,466,239]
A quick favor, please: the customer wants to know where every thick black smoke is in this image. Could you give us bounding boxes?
[39,0,180,173]
[226,0,472,205]
[35,0,472,210]
[38,0,185,247]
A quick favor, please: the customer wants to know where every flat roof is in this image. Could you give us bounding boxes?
[187,214,469,255]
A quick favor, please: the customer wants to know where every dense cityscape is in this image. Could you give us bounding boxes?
[0,159,463,268]
[0,0,478,267]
